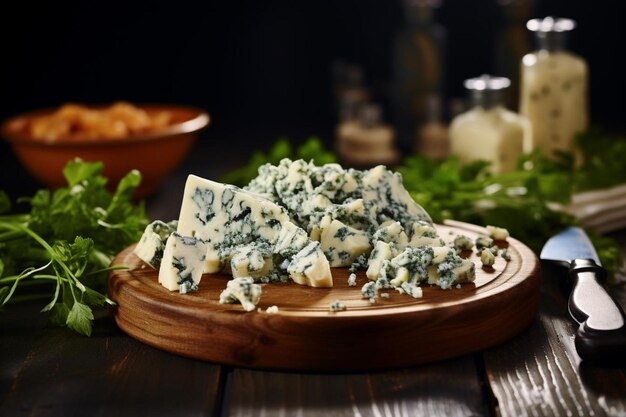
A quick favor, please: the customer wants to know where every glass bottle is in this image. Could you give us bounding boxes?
[415,93,449,160]
[449,75,529,173]
[391,0,446,154]
[520,17,588,157]
[494,0,533,111]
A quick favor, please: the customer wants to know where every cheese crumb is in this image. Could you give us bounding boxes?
[329,299,347,312]
[486,225,510,241]
[266,305,279,314]
[480,249,496,267]
[348,273,357,287]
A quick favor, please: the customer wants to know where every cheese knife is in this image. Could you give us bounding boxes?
[540,226,626,364]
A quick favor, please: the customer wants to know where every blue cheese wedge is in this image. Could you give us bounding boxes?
[219,277,262,311]
[158,232,207,293]
[361,165,432,230]
[176,174,332,288]
[134,220,178,268]
[177,175,290,273]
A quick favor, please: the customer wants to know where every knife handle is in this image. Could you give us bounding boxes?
[568,259,626,364]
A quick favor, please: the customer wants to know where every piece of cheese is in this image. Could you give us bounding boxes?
[219,277,262,311]
[134,220,177,268]
[176,174,332,287]
[320,219,371,267]
[158,232,207,293]
[287,241,332,287]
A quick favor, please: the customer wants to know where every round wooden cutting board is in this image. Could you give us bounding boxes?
[108,220,540,371]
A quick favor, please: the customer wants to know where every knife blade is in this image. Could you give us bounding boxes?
[541,226,626,364]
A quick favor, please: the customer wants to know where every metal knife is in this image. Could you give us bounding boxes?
[540,226,626,364]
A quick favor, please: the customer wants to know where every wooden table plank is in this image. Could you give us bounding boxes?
[225,356,490,417]
[0,307,224,417]
[482,263,626,417]
[0,301,49,404]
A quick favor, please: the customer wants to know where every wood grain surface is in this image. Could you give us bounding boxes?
[107,220,540,371]
[482,261,626,417]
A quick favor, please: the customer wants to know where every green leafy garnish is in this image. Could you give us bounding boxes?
[220,136,336,186]
[0,159,149,335]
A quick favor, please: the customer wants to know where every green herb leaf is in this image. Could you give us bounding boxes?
[66,301,94,336]
[0,159,149,336]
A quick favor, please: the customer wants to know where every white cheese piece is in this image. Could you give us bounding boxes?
[176,174,331,287]
[366,241,395,280]
[287,241,332,287]
[230,244,274,280]
[409,235,446,248]
[361,165,432,229]
[177,174,290,273]
[371,221,409,249]
[486,225,510,241]
[320,219,371,267]
[158,232,207,293]
[410,221,438,239]
[134,220,177,268]
[480,249,496,267]
[219,277,262,312]
[273,221,309,258]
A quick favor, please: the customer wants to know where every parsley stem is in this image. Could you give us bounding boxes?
[0,230,25,241]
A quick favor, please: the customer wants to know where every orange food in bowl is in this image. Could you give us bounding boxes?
[2,102,210,198]
[12,101,177,141]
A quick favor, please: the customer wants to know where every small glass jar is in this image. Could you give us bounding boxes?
[519,17,588,157]
[449,75,529,173]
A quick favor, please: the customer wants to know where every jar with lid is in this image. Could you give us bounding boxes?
[449,75,529,173]
[519,17,588,157]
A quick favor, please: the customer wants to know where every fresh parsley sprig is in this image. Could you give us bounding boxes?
[0,159,149,335]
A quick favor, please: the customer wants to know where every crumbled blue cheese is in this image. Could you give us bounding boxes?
[134,220,178,268]
[476,235,494,250]
[329,299,347,312]
[143,159,497,302]
[219,277,262,311]
[158,232,207,293]
[320,220,371,267]
[266,305,279,314]
[501,248,511,262]
[480,249,496,267]
[286,241,332,287]
[361,281,377,299]
[453,235,474,251]
[348,273,357,286]
[230,244,274,280]
[486,225,510,241]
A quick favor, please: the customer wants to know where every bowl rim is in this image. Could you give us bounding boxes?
[1,103,210,148]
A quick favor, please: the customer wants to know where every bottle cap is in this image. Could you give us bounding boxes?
[463,74,510,109]
[526,16,576,51]
[526,16,575,32]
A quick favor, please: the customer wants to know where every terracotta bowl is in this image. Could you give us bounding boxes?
[1,103,210,198]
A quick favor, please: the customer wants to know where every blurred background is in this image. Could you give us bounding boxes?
[1,0,624,199]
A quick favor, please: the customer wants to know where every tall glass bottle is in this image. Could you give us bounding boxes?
[520,17,588,157]
[391,0,446,154]
[494,0,533,111]
[449,75,528,173]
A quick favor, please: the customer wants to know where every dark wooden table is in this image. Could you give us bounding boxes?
[2,142,626,417]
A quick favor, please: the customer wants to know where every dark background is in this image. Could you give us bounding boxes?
[1,0,624,200]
